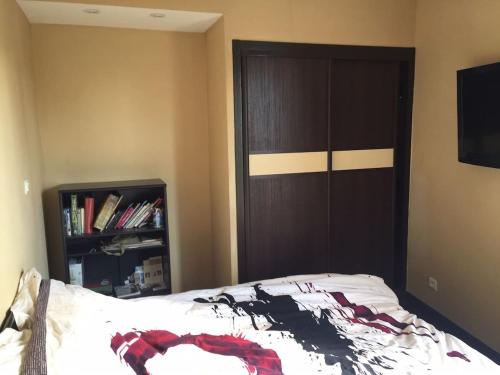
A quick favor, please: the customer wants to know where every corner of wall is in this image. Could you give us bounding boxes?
[206,17,233,287]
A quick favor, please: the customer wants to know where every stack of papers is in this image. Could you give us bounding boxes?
[101,235,163,255]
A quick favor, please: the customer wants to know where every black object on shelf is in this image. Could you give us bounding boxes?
[46,179,171,298]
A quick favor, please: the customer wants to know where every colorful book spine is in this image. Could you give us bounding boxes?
[105,210,122,231]
[133,203,152,228]
[123,202,143,228]
[70,194,78,236]
[134,198,162,228]
[76,208,83,236]
[115,204,134,229]
[79,208,85,235]
[126,201,149,228]
[84,197,95,234]
[63,208,72,236]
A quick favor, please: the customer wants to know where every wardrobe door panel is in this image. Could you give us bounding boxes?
[330,168,395,286]
[246,56,330,153]
[331,60,399,150]
[329,59,400,287]
[247,173,329,281]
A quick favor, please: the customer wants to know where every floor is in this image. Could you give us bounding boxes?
[396,291,499,365]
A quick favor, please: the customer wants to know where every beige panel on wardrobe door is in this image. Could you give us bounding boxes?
[332,149,393,171]
[249,151,328,176]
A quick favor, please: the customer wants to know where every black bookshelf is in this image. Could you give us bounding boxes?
[47,179,171,299]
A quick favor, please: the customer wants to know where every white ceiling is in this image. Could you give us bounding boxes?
[17,1,222,33]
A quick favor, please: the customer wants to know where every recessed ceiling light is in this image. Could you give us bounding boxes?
[83,8,100,14]
[150,13,166,18]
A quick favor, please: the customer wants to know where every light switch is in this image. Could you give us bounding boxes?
[24,179,30,195]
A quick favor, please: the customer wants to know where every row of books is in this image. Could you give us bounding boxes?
[64,196,95,236]
[106,197,163,231]
[64,194,163,236]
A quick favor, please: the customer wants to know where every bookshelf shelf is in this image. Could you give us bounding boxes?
[117,287,169,300]
[68,244,167,258]
[46,179,171,299]
[65,226,165,240]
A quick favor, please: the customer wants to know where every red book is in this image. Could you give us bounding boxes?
[84,197,95,234]
[115,204,134,229]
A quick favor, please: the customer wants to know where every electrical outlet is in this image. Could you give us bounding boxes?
[428,276,438,292]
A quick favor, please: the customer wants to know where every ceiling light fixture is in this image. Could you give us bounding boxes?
[83,8,100,14]
[150,13,166,18]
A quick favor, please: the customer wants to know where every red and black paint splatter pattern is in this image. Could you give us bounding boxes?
[111,330,283,375]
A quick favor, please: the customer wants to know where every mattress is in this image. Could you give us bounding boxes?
[1,269,498,374]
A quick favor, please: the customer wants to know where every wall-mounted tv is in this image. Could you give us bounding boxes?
[458,62,500,168]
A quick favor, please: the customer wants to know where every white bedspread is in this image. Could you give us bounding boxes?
[1,270,498,374]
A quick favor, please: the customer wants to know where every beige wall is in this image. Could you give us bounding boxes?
[39,0,417,285]
[408,0,500,351]
[31,25,213,292]
[0,1,48,315]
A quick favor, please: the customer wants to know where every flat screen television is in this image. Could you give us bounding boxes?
[458,62,500,168]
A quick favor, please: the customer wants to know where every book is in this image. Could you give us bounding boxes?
[94,194,122,231]
[104,212,117,231]
[105,210,122,231]
[70,194,78,236]
[79,207,85,235]
[134,198,162,228]
[76,208,82,235]
[121,203,141,229]
[63,208,72,236]
[126,201,150,228]
[108,198,163,230]
[84,197,95,234]
[133,203,152,228]
[122,237,162,249]
[115,204,134,229]
[124,201,148,229]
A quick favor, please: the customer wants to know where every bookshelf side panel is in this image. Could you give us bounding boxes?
[43,188,67,282]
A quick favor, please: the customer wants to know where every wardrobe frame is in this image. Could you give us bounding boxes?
[233,40,415,290]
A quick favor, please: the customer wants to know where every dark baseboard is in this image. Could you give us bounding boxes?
[0,310,17,333]
[396,290,499,365]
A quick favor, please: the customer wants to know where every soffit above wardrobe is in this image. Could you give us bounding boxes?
[17,0,222,32]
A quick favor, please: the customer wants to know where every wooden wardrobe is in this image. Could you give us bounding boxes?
[233,41,414,290]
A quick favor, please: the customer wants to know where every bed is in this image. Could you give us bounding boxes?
[0,269,498,374]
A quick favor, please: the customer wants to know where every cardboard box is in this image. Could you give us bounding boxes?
[143,256,163,286]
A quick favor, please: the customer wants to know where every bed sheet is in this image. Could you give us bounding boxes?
[3,270,499,374]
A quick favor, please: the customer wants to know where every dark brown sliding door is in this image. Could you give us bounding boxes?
[248,173,329,281]
[330,169,395,286]
[234,41,414,289]
[331,60,399,150]
[246,56,329,153]
[330,60,400,286]
[244,55,330,281]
